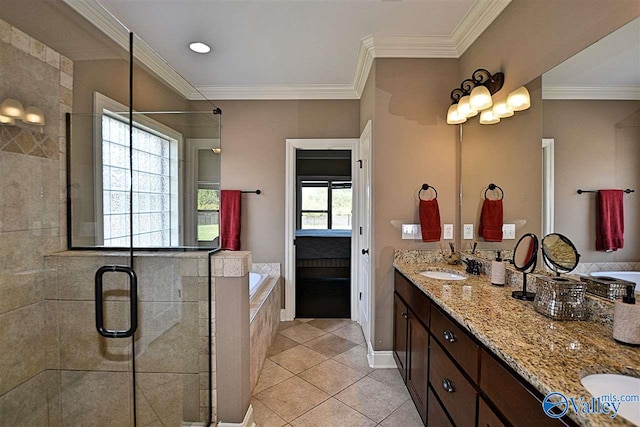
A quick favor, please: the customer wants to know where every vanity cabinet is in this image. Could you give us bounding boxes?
[393,269,577,427]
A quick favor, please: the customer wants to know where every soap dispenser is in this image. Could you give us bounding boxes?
[491,251,505,286]
[613,285,640,346]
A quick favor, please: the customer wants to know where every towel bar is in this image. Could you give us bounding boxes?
[577,189,634,194]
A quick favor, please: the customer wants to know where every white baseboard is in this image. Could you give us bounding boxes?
[366,341,398,369]
[217,404,255,427]
[280,309,291,321]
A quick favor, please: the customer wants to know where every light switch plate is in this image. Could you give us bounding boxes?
[443,224,454,240]
[502,224,516,239]
[463,224,474,240]
[402,224,421,240]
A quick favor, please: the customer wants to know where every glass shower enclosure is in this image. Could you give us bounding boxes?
[0,2,220,426]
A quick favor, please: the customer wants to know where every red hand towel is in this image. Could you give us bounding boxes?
[220,190,242,251]
[479,199,503,242]
[596,190,624,251]
[419,198,441,242]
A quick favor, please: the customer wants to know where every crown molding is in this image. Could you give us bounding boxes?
[542,85,640,100]
[62,0,196,99]
[191,85,359,100]
[64,0,509,100]
[451,0,512,56]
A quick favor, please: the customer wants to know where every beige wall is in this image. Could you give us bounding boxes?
[459,0,639,96]
[544,100,640,263]
[370,58,460,350]
[191,99,360,265]
[461,78,543,251]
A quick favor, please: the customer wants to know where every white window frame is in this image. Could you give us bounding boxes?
[93,92,184,247]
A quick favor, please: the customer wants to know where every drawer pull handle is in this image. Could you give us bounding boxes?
[402,312,409,319]
[443,330,457,343]
[442,378,455,393]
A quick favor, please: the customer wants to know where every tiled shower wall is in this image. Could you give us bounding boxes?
[0,18,72,425]
[43,252,212,425]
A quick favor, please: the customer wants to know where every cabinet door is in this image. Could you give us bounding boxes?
[407,315,429,424]
[393,293,409,381]
[478,397,506,427]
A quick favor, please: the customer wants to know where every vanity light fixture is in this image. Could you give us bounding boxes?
[189,42,211,54]
[211,147,221,154]
[0,98,45,127]
[447,69,504,125]
[447,70,532,125]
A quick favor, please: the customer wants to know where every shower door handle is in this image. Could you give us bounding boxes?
[95,265,138,338]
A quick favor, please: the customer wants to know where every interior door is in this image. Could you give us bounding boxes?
[357,120,373,345]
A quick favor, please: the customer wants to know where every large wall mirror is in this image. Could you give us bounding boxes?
[461,17,639,266]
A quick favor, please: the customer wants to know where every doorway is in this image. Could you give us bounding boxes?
[284,139,359,322]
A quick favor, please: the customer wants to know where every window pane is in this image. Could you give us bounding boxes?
[301,212,328,229]
[332,185,352,230]
[301,185,328,211]
[198,189,220,211]
[198,211,220,242]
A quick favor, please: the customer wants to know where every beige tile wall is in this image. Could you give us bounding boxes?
[0,17,71,425]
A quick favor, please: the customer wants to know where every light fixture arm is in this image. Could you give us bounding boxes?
[450,68,504,104]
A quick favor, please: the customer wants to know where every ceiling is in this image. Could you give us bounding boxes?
[542,17,640,100]
[61,0,511,100]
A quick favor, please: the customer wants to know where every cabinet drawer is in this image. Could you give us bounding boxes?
[480,349,569,427]
[478,397,506,427]
[429,338,477,427]
[430,305,479,382]
[427,386,453,427]
[395,271,430,327]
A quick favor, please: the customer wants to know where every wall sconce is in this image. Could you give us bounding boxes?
[211,147,221,154]
[0,98,46,126]
[446,69,530,125]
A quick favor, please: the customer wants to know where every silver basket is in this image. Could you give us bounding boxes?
[580,276,633,301]
[533,276,587,321]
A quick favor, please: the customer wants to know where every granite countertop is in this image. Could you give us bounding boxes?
[393,258,640,427]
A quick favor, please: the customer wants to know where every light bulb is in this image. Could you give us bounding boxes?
[470,85,493,110]
[0,98,25,119]
[492,98,514,118]
[479,109,500,125]
[0,114,15,125]
[457,95,477,119]
[507,86,531,111]
[447,104,466,125]
[23,106,45,125]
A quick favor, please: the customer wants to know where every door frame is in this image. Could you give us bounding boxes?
[284,138,359,321]
[542,138,555,236]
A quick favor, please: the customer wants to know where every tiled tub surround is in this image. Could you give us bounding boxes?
[393,255,640,427]
[249,264,281,393]
[0,18,72,427]
[43,251,212,426]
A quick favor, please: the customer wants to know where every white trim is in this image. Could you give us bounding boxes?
[62,0,195,99]
[366,341,397,369]
[217,404,255,427]
[542,85,640,100]
[451,0,512,56]
[542,138,554,237]
[65,0,510,101]
[280,309,287,321]
[284,138,359,322]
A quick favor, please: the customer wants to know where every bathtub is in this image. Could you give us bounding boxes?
[590,271,640,292]
[249,272,269,300]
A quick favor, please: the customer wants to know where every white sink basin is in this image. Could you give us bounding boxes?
[580,374,640,425]
[420,271,467,281]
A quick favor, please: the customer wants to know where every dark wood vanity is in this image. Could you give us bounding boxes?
[393,270,577,427]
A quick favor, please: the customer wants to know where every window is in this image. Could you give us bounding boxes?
[95,93,181,247]
[299,179,352,230]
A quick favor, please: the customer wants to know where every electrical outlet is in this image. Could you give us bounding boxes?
[502,224,516,239]
[443,224,453,240]
[463,224,474,240]
[402,224,421,240]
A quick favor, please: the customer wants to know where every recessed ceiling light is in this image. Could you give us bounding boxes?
[189,42,211,54]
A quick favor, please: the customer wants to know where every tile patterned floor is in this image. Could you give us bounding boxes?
[252,319,423,427]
